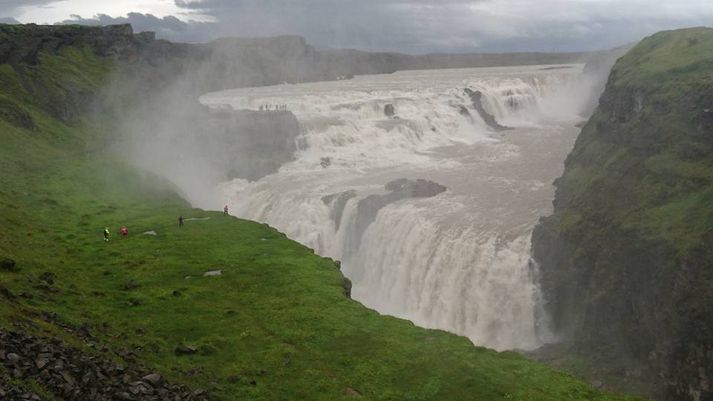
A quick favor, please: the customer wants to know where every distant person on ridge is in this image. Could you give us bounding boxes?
[178,215,184,227]
[224,205,229,215]
[103,227,110,242]
[121,226,128,237]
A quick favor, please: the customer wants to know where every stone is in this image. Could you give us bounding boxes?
[0,258,17,272]
[39,272,55,285]
[6,353,20,364]
[142,373,163,386]
[203,270,223,277]
[143,230,157,236]
[175,345,198,355]
[384,103,396,117]
[346,387,362,397]
[0,286,16,300]
[113,391,134,401]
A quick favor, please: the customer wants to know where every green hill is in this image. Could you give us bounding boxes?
[0,24,640,400]
[532,27,713,401]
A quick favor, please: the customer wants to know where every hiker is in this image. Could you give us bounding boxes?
[178,215,184,227]
[103,227,110,242]
[223,205,229,215]
[121,226,128,237]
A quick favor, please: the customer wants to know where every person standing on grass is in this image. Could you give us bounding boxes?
[121,226,128,237]
[224,205,229,215]
[103,227,110,242]
[178,215,184,227]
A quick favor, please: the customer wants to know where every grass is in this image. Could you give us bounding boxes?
[0,27,642,401]
[552,27,713,254]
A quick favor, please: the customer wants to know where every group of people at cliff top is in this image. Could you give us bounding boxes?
[103,205,230,242]
[259,104,288,111]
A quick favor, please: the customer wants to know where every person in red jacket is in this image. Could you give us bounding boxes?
[121,226,128,237]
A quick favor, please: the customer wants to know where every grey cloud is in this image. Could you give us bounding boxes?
[13,0,713,53]
[169,0,713,52]
[0,0,56,18]
[0,17,21,24]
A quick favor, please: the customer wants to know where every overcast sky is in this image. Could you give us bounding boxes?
[2,0,713,53]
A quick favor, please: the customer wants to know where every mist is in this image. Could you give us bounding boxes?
[94,26,618,351]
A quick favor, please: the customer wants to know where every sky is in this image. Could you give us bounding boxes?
[2,0,713,53]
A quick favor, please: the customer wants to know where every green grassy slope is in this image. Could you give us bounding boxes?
[0,31,640,401]
[532,28,713,400]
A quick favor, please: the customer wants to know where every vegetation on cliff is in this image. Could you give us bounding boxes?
[533,27,713,401]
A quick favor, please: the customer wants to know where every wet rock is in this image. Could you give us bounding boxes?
[384,103,395,117]
[348,179,447,252]
[322,190,357,231]
[342,277,352,299]
[464,88,512,131]
[320,157,332,168]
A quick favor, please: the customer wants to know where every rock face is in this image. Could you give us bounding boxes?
[348,179,446,252]
[0,330,209,400]
[322,190,357,231]
[464,88,511,131]
[531,28,713,401]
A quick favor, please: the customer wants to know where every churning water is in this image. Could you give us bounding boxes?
[201,65,585,351]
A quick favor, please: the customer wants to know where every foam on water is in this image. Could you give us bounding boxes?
[204,65,584,350]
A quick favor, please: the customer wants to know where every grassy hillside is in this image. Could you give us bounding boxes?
[0,25,641,401]
[532,27,713,400]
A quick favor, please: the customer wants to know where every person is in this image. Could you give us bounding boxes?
[178,215,184,227]
[103,227,110,242]
[223,205,229,215]
[121,226,128,237]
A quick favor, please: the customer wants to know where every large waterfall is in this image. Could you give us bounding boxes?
[202,65,585,351]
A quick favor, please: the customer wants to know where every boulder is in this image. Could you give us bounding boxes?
[174,345,198,355]
[0,258,17,272]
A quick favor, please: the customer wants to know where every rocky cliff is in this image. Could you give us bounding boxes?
[532,28,713,401]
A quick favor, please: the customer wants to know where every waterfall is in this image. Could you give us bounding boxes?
[205,65,583,351]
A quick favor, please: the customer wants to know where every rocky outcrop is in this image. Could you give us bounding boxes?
[531,28,713,400]
[322,190,357,231]
[464,88,511,131]
[349,179,446,251]
[0,330,209,400]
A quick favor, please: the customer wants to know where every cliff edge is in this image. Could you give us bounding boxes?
[532,27,713,401]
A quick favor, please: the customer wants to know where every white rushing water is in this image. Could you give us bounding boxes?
[202,65,586,351]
